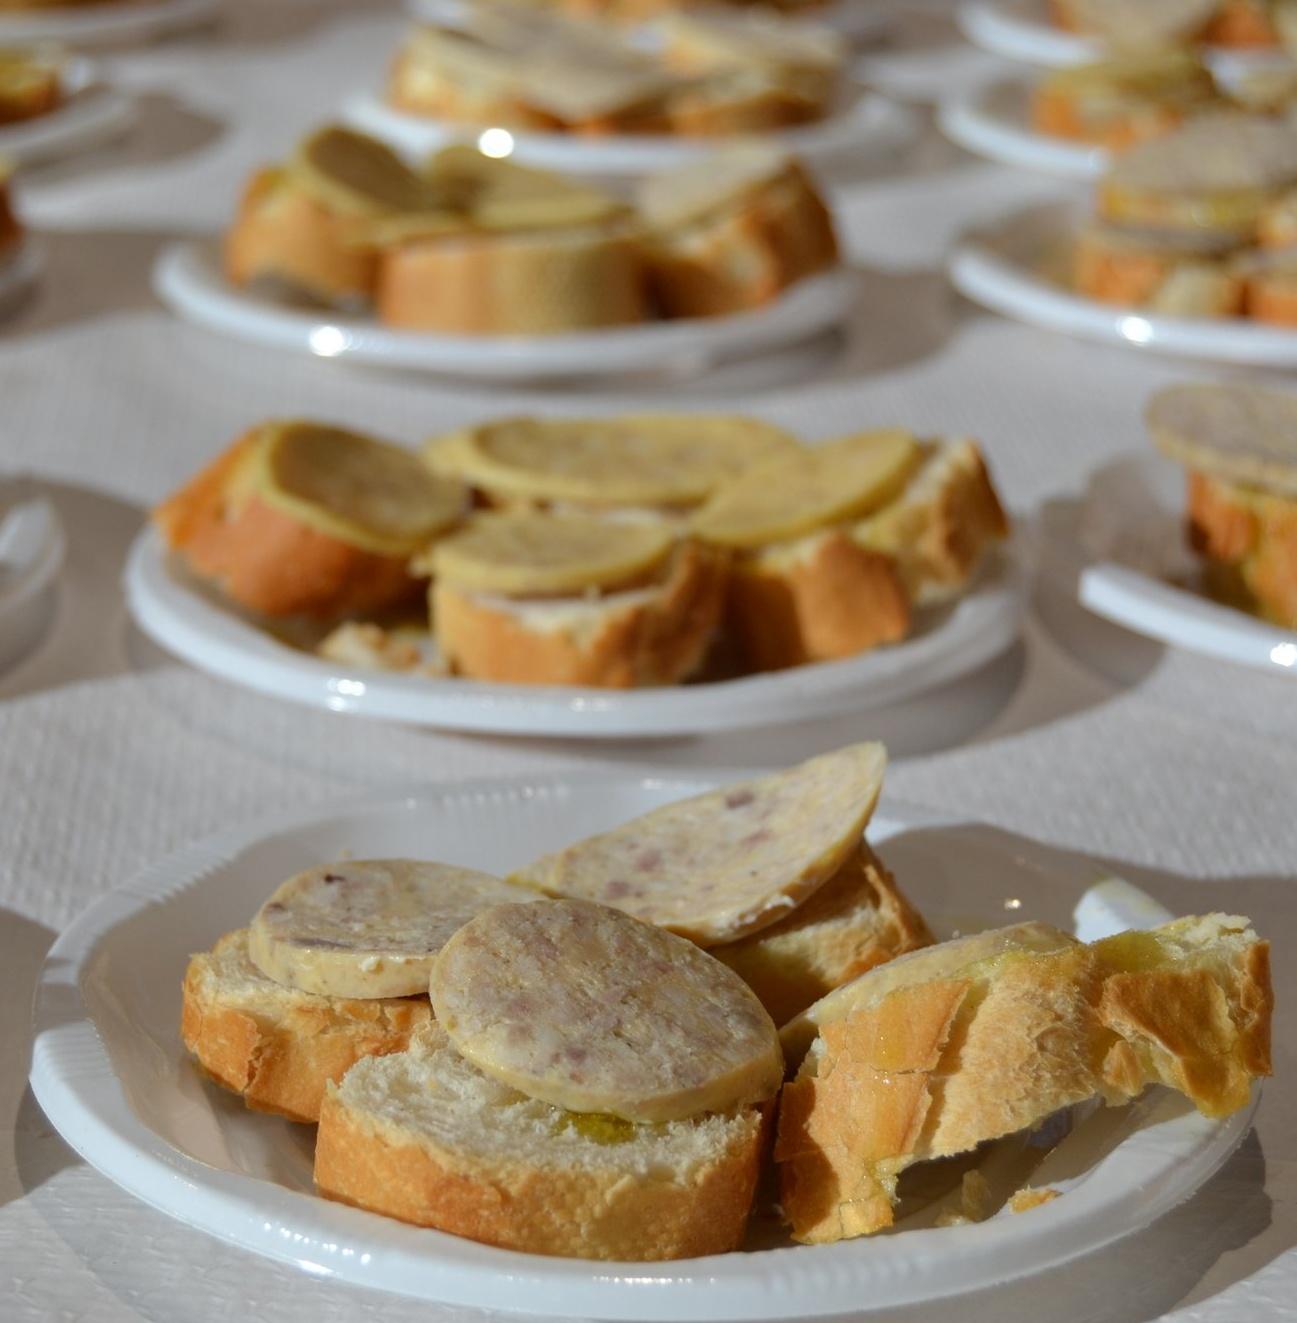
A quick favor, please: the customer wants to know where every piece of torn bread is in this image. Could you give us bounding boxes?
[314,1022,765,1260]
[712,843,933,1026]
[637,147,838,318]
[181,929,431,1124]
[775,914,1272,1244]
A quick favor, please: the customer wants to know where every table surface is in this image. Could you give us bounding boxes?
[2,2,1294,1320]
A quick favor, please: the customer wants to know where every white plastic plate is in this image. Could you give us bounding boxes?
[958,0,1291,78]
[405,0,890,43]
[0,0,219,47]
[948,199,1297,365]
[343,87,917,176]
[0,489,65,671]
[938,77,1105,179]
[152,239,862,381]
[29,779,1259,1319]
[1075,451,1297,675]
[0,57,134,166]
[124,527,1025,737]
[0,236,42,313]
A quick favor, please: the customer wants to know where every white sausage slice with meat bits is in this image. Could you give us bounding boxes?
[431,898,784,1124]
[511,742,887,947]
[248,860,536,999]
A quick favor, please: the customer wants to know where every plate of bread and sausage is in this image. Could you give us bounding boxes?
[30,744,1273,1316]
[950,110,1297,363]
[937,46,1295,180]
[349,3,913,176]
[960,0,1295,77]
[0,51,135,166]
[124,412,1024,736]
[0,0,220,48]
[152,125,861,381]
[1072,380,1297,673]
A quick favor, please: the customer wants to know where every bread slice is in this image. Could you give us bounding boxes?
[1096,112,1297,243]
[726,530,910,670]
[853,438,1009,607]
[1203,0,1281,45]
[0,50,61,125]
[181,929,431,1124]
[314,1022,765,1259]
[638,148,838,318]
[1029,51,1219,151]
[154,421,465,620]
[433,539,727,687]
[1237,244,1297,325]
[1052,0,1220,44]
[0,164,20,259]
[1185,469,1297,625]
[711,844,932,1026]
[1074,221,1244,315]
[776,914,1272,1244]
[225,128,449,308]
[376,221,648,335]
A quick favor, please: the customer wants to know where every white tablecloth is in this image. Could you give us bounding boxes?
[2,2,1293,1319]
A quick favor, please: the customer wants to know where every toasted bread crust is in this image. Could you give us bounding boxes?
[727,531,910,671]
[434,540,726,687]
[314,1088,764,1260]
[181,934,431,1123]
[1186,469,1297,626]
[1075,228,1245,313]
[154,431,422,620]
[712,844,933,1025]
[376,227,648,334]
[1203,0,1279,45]
[0,178,20,256]
[0,63,60,125]
[645,162,838,318]
[224,168,377,307]
[1030,86,1188,152]
[776,928,1272,1243]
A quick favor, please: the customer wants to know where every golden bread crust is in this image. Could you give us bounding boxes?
[776,930,1272,1243]
[154,431,423,620]
[1187,470,1297,626]
[712,844,933,1025]
[224,167,377,306]
[180,934,431,1124]
[376,227,649,334]
[433,540,727,687]
[314,1089,764,1260]
[645,162,838,318]
[727,531,910,671]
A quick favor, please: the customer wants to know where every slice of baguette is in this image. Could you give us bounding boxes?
[314,1022,765,1259]
[0,51,60,125]
[433,539,727,687]
[376,222,648,335]
[726,529,911,670]
[1097,112,1297,242]
[1074,221,1245,315]
[776,914,1272,1244]
[0,163,20,258]
[638,148,838,318]
[1029,51,1219,151]
[1186,469,1297,626]
[154,421,465,620]
[181,929,431,1124]
[712,843,932,1026]
[853,438,1009,607]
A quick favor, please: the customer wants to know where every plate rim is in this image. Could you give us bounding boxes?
[938,77,1106,179]
[948,198,1297,365]
[0,73,135,165]
[123,524,1027,737]
[28,777,1260,1319]
[0,0,220,46]
[152,238,862,380]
